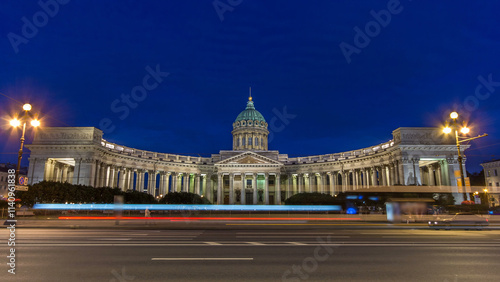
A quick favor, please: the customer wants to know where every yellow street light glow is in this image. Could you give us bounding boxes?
[443,127,452,134]
[484,189,488,193]
[450,112,458,119]
[23,104,32,111]
[31,119,40,127]
[10,119,21,127]
[460,127,469,134]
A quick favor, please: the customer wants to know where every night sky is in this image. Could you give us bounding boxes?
[1,1,499,172]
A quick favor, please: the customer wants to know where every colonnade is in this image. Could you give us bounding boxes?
[37,157,458,205]
[42,159,74,183]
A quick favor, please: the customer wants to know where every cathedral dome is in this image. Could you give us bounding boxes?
[234,99,266,123]
[232,95,269,151]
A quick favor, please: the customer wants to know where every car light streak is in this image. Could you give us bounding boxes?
[34,204,341,212]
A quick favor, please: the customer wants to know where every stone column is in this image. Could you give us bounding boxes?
[328,172,334,195]
[253,173,258,205]
[53,164,60,182]
[184,173,190,192]
[206,174,212,202]
[150,171,157,195]
[165,172,171,194]
[381,166,387,186]
[122,169,128,190]
[398,160,406,185]
[298,174,303,193]
[217,173,223,205]
[101,165,107,187]
[412,158,421,185]
[129,169,134,190]
[352,170,358,190]
[93,162,100,187]
[367,168,372,187]
[371,167,377,186]
[107,166,114,188]
[171,172,178,192]
[61,165,68,183]
[427,165,435,186]
[275,174,281,205]
[389,164,395,186]
[308,174,313,193]
[135,170,141,192]
[241,173,246,205]
[158,172,165,196]
[229,173,234,205]
[195,174,201,195]
[264,173,269,205]
[287,174,293,199]
[118,168,126,191]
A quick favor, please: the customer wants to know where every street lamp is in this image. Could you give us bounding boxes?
[10,103,40,185]
[442,112,487,201]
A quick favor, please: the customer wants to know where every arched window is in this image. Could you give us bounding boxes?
[242,137,245,146]
[261,138,264,147]
[255,137,259,146]
[236,138,239,147]
[248,137,252,145]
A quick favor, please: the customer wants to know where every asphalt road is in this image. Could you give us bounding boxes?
[2,226,500,281]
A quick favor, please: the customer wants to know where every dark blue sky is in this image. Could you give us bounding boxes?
[1,0,499,172]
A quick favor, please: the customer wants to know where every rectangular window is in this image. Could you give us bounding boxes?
[487,171,491,177]
[246,179,252,186]
[495,169,498,176]
[496,182,499,187]
[489,182,492,186]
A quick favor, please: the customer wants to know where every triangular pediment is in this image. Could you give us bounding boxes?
[216,151,283,166]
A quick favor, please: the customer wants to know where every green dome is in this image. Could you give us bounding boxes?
[235,100,266,123]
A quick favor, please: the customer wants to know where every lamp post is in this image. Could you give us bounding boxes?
[443,112,487,201]
[10,103,40,185]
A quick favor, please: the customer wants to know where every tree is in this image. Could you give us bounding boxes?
[158,192,211,204]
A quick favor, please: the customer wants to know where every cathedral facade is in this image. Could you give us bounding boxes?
[26,97,468,204]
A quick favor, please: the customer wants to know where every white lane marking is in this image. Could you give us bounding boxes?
[90,238,132,241]
[287,242,307,245]
[237,236,350,238]
[246,242,265,245]
[236,232,338,235]
[152,258,253,261]
[205,242,222,245]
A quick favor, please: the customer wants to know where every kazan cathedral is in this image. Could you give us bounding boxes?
[26,95,468,204]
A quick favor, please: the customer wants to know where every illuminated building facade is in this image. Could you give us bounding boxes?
[26,96,469,204]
